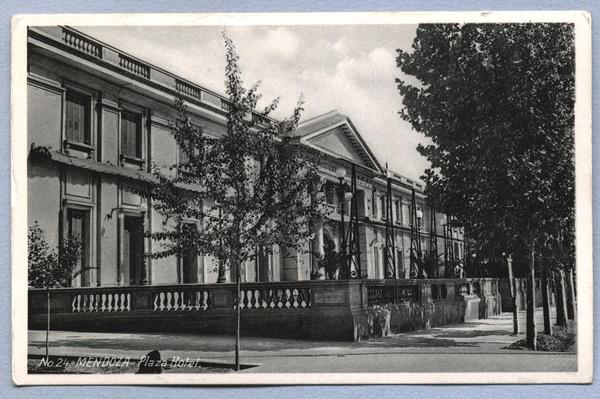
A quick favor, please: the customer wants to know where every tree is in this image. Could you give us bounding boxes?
[319,233,343,280]
[28,222,82,361]
[396,24,575,349]
[143,33,327,370]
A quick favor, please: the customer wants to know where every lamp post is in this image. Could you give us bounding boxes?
[415,208,423,277]
[441,216,448,277]
[335,167,352,279]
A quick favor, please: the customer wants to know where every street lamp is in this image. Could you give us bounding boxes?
[315,191,326,202]
[335,167,353,279]
[416,209,423,235]
[441,216,448,277]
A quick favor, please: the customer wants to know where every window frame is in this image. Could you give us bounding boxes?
[179,218,201,284]
[62,203,94,287]
[119,103,147,168]
[62,82,97,158]
[177,123,203,176]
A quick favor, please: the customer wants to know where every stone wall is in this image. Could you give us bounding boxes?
[498,278,555,312]
[29,278,502,342]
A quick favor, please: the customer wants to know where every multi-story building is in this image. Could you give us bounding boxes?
[27,26,465,288]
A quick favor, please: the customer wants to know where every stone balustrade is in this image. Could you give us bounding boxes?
[29,278,501,341]
[29,26,269,119]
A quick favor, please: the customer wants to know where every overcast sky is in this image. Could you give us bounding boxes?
[78,25,428,182]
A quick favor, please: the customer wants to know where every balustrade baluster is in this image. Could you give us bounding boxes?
[276,289,283,308]
[254,289,260,309]
[172,291,180,311]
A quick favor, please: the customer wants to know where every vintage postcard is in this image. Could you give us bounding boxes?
[11,11,592,385]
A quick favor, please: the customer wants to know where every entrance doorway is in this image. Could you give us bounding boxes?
[67,208,90,287]
[123,215,144,285]
[181,222,199,283]
[257,246,270,282]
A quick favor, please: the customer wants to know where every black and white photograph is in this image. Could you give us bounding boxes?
[11,11,592,385]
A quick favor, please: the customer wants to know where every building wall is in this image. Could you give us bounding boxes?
[26,27,465,287]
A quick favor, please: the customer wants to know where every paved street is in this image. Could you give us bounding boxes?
[28,308,577,373]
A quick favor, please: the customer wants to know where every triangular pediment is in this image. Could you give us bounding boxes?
[294,111,381,172]
[307,126,367,166]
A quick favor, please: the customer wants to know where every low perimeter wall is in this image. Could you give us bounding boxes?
[498,278,555,312]
[29,278,502,341]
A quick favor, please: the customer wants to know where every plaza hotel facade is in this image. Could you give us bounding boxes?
[26,26,465,288]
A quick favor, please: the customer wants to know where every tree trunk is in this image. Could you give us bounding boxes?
[507,256,519,335]
[525,242,537,350]
[541,268,552,335]
[45,284,50,361]
[566,269,576,321]
[229,237,242,371]
[554,270,568,327]
[235,255,241,371]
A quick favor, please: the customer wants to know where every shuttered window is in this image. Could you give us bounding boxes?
[65,91,90,145]
[121,111,142,158]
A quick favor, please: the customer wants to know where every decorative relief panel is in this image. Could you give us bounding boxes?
[65,168,92,200]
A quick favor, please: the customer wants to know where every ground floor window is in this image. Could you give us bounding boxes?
[181,222,199,284]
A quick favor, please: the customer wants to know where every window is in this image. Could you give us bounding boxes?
[181,222,199,284]
[67,208,90,287]
[373,247,381,278]
[380,196,386,220]
[121,111,143,159]
[177,144,198,174]
[177,123,202,172]
[395,200,401,224]
[371,190,377,217]
[396,249,404,277]
[325,184,336,206]
[65,91,91,145]
[402,203,409,226]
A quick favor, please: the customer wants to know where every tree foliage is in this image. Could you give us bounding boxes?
[28,222,82,288]
[144,33,327,274]
[396,23,575,273]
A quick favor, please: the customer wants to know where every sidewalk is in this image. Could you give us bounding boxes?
[28,308,577,373]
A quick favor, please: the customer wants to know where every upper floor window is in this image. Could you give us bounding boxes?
[325,184,336,206]
[380,196,386,220]
[395,200,401,224]
[371,190,377,217]
[121,111,143,160]
[65,91,91,145]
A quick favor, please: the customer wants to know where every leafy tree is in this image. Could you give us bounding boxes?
[28,222,82,361]
[319,233,343,280]
[143,33,327,370]
[396,23,575,349]
[28,223,82,288]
